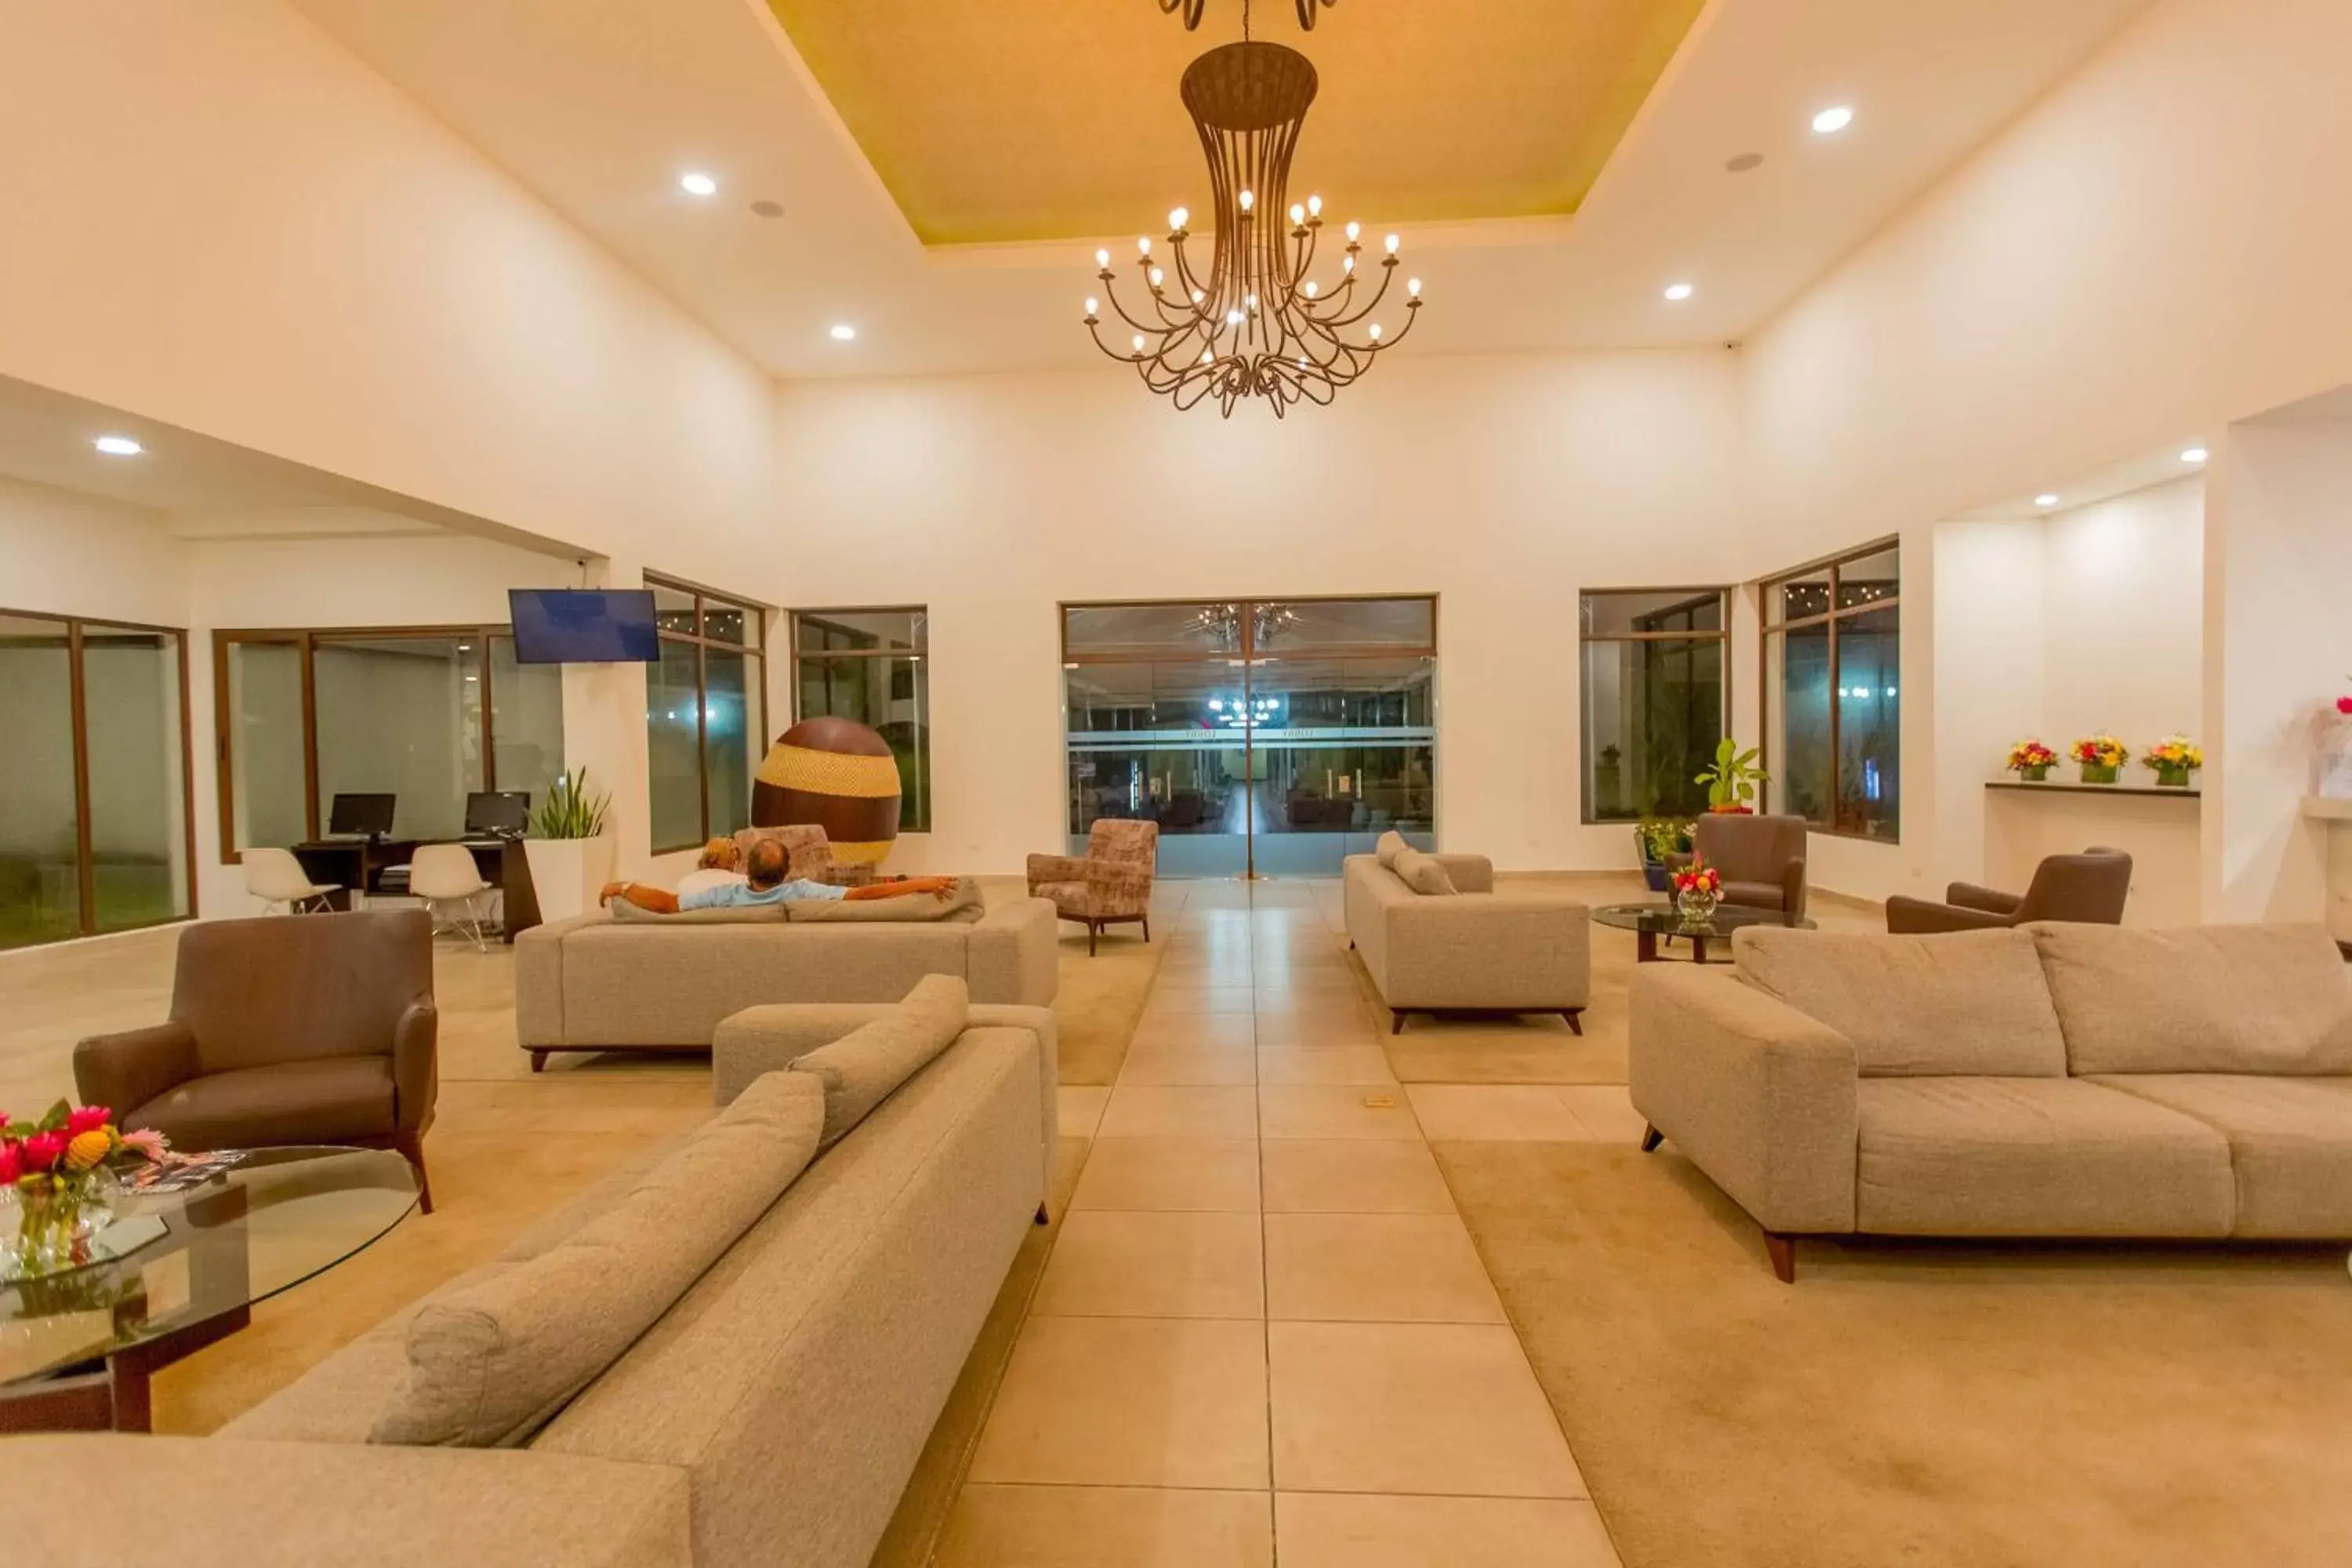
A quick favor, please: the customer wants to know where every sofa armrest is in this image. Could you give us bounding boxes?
[514,913,609,1051]
[970,896,1061,1007]
[1432,853,1494,895]
[390,1000,437,1136]
[971,1003,1061,1211]
[711,1004,896,1105]
[74,1021,199,1119]
[1944,882,2023,916]
[1628,966,1857,1234]
[1380,894,1590,1011]
[1884,895,2013,934]
[1025,853,1087,891]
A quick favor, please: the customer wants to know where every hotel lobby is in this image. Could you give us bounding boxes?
[3,2,2352,1564]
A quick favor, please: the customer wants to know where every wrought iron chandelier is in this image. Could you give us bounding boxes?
[1082,11,1422,417]
[1160,0,1334,30]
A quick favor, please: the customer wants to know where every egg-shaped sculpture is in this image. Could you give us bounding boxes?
[751,716,902,866]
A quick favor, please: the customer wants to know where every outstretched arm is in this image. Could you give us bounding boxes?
[598,880,681,913]
[844,876,959,902]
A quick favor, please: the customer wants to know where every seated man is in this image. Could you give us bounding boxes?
[602,837,954,913]
[674,837,746,899]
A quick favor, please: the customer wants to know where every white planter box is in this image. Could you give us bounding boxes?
[522,835,616,924]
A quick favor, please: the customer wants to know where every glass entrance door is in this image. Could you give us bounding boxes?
[1062,598,1437,878]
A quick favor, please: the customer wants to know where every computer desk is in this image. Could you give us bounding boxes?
[291,837,532,939]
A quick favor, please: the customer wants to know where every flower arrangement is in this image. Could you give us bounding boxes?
[2,1101,169,1278]
[1670,855,1723,927]
[2070,735,2128,784]
[2142,735,2203,787]
[2005,740,2058,781]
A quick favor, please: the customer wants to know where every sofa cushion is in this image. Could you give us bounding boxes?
[608,901,789,926]
[2091,1074,2352,1239]
[125,1055,397,1149]
[1733,927,2067,1078]
[2031,923,2352,1076]
[790,975,970,1145]
[1392,847,1457,897]
[369,1069,825,1447]
[1375,830,1409,869]
[1854,1076,2235,1237]
[786,878,983,923]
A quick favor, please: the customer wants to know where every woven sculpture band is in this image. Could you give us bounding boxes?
[751,716,902,866]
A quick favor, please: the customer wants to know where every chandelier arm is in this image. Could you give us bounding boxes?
[1315,262,1397,328]
[1098,279,1175,336]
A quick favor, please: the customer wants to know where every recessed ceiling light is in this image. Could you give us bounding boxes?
[2035,493,2060,508]
[2181,445,2209,464]
[829,323,857,342]
[1812,105,1855,136]
[1663,282,1694,302]
[93,434,143,456]
[680,171,718,197]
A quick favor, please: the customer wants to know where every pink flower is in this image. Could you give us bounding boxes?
[0,1143,20,1185]
[17,1132,66,1173]
[118,1127,168,1163]
[65,1105,111,1138]
[2338,695,2352,716]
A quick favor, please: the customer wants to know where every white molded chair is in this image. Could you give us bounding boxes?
[410,844,494,950]
[244,847,339,915]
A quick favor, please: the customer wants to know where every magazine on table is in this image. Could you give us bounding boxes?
[122,1149,251,1194]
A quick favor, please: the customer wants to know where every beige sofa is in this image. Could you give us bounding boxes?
[1629,921,2352,1281]
[516,894,1059,1069]
[1343,847,1591,1033]
[0,978,1055,1568]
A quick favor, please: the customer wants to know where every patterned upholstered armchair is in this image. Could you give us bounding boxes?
[1027,820,1159,955]
[733,825,872,887]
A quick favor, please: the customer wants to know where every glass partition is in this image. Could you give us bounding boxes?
[643,576,767,854]
[0,615,82,948]
[1761,543,1901,840]
[1578,590,1728,822]
[790,608,931,833]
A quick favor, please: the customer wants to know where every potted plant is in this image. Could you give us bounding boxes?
[522,767,615,924]
[2141,735,2203,789]
[2005,740,2057,782]
[1634,816,1693,893]
[1693,739,1767,814]
[2070,735,2127,785]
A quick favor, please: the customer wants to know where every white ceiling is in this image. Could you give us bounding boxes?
[291,0,2150,382]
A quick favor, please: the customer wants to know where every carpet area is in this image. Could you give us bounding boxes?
[1436,1138,2352,1568]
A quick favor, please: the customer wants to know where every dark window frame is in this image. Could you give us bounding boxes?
[788,606,931,834]
[645,574,768,856]
[1576,586,1731,825]
[1,604,198,944]
[1758,540,1903,844]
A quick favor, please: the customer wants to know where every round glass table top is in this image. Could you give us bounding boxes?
[1,1145,419,1386]
[1592,901,1817,938]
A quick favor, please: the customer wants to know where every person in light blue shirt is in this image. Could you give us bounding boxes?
[600,836,956,914]
[680,873,845,909]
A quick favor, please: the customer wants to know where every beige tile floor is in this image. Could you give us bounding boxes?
[936,877,1627,1568]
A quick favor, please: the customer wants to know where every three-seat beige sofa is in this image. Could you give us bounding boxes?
[516,893,1058,1069]
[1630,921,2352,1280]
[1344,841,1591,1033]
[0,978,1056,1568]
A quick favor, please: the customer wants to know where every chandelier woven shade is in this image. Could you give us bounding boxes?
[1160,0,1335,29]
[1082,39,1423,417]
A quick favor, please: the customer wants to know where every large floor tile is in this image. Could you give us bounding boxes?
[1265,1213,1505,1323]
[1072,1136,1262,1213]
[1260,1139,1456,1214]
[1256,1046,1396,1086]
[970,1316,1271,1489]
[1120,1041,1259,1086]
[1098,1085,1258,1139]
[1141,986,1258,1015]
[1273,1494,1619,1568]
[1033,1210,1266,1319]
[1127,1013,1258,1051]
[1405,1084,1586,1142]
[1058,1086,1112,1139]
[935,1486,1273,1568]
[1267,1322,1584,1497]
[1259,1084,1421,1141]
[1554,1083,1650,1143]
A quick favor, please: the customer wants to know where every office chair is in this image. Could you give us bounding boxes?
[409,844,495,950]
[244,847,339,915]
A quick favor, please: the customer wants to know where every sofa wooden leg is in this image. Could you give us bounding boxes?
[528,1050,549,1074]
[1035,1202,1050,1226]
[397,1134,434,1216]
[1142,916,1151,943]
[1561,1008,1584,1036]
[1391,1010,1408,1035]
[1639,1122,1663,1152]
[1763,1231,1797,1283]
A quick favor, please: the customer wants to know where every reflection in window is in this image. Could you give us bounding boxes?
[789,608,930,833]
[1577,590,1727,822]
[644,575,765,854]
[314,637,481,842]
[1762,544,1900,840]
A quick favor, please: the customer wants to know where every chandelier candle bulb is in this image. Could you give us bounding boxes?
[1304,280,1319,297]
[1238,189,1254,212]
[1385,233,1400,253]
[1308,194,1322,215]
[1138,236,1152,255]
[1408,278,1421,297]
[1367,323,1383,340]
[1150,266,1166,287]
[1289,203,1305,224]
[1345,220,1361,241]
[1085,296,1098,317]
[1171,206,1189,230]
[1095,249,1111,269]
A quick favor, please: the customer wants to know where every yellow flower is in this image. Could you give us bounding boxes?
[64,1128,113,1172]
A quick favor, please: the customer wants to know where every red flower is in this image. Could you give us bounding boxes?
[0,1143,19,1185]
[2338,695,2352,716]
[65,1105,111,1138]
[17,1132,67,1173]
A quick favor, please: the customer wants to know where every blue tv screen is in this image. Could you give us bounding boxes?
[508,589,660,664]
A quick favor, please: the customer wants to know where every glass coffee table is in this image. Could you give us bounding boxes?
[0,1145,419,1432]
[1594,902,1816,964]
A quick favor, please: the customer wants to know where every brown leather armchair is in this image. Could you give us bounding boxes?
[1884,848,2132,934]
[1668,813,1810,920]
[74,909,439,1211]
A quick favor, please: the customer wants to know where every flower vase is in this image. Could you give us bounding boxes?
[1675,885,1719,928]
[2018,764,2051,782]
[2,1174,111,1279]
[2154,764,2194,789]
[2080,764,2118,785]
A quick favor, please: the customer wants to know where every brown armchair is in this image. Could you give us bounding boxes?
[74,909,440,1211]
[1668,813,1809,920]
[1885,848,2132,934]
[1027,819,1159,955]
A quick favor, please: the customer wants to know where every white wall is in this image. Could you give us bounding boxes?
[769,349,1748,874]
[0,477,187,627]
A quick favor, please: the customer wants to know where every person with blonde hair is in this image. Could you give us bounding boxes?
[674,837,746,899]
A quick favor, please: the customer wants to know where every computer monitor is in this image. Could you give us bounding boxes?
[465,789,531,837]
[328,793,397,839]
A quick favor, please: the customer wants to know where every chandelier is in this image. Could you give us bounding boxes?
[1082,36,1423,416]
[1160,0,1334,29]
[1189,601,1299,652]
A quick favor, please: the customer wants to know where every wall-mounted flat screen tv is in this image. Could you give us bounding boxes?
[508,588,661,664]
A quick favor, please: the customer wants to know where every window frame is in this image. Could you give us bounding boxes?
[644,573,768,856]
[1575,586,1731,825]
[787,606,931,834]
[1,604,199,943]
[210,623,544,862]
[1757,539,1903,844]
